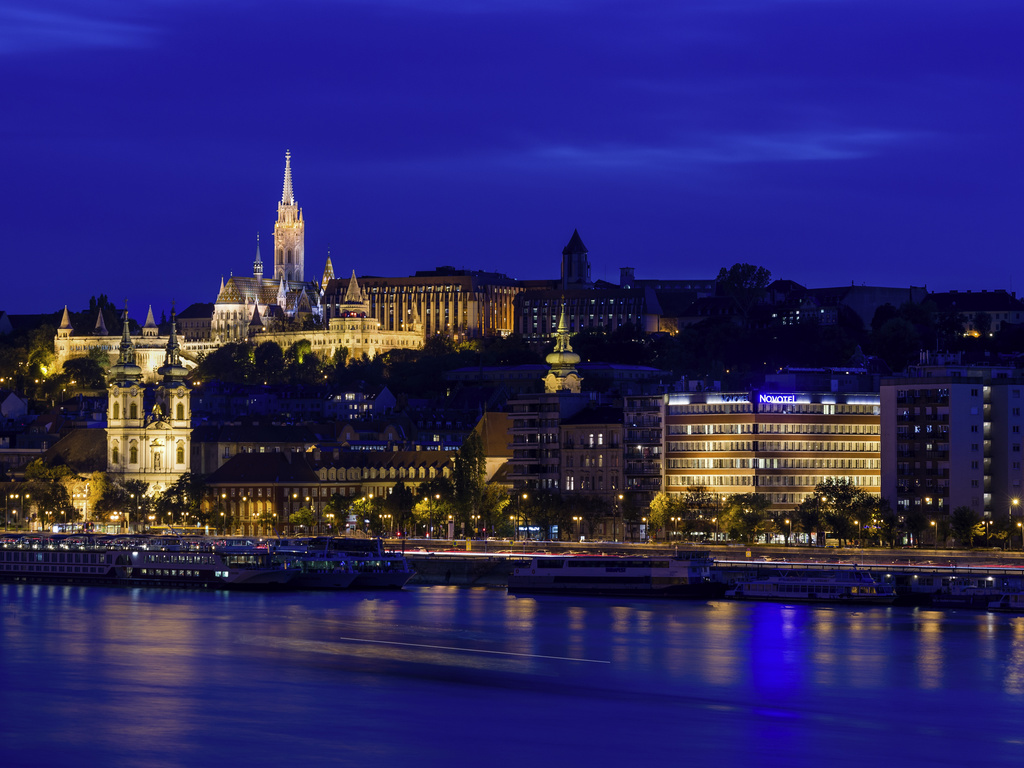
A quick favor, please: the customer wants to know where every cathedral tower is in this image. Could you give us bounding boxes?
[274,150,304,282]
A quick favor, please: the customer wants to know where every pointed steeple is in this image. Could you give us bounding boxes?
[157,305,188,382]
[344,270,363,303]
[142,305,159,337]
[58,306,73,330]
[93,307,109,336]
[282,149,294,205]
[108,305,143,383]
[249,303,264,329]
[544,300,582,394]
[322,250,335,291]
[254,232,264,278]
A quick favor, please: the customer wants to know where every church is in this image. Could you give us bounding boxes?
[105,307,192,495]
[211,150,325,342]
[54,151,422,380]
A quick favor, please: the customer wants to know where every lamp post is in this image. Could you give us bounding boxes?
[785,518,792,547]
[853,519,859,548]
[509,514,516,542]
[520,492,528,541]
[670,516,679,542]
[619,493,625,542]
[572,515,582,541]
[929,519,936,548]
[1013,498,1021,549]
[641,516,647,543]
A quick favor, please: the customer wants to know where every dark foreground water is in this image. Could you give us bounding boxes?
[2,585,1024,768]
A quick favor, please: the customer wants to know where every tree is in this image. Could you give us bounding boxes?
[949,506,980,549]
[716,263,771,320]
[721,493,773,543]
[815,478,863,546]
[453,432,486,534]
[795,495,823,546]
[289,507,315,533]
[648,492,677,541]
[253,341,286,384]
[154,472,205,526]
[384,483,415,537]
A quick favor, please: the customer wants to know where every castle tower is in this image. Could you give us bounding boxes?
[274,150,304,282]
[561,229,592,290]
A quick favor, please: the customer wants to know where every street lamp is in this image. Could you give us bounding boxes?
[670,515,679,542]
[785,518,792,546]
[853,519,859,548]
[641,516,647,543]
[572,515,582,540]
[929,519,936,548]
[1013,498,1021,549]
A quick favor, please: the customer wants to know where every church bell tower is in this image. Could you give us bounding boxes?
[274,150,305,282]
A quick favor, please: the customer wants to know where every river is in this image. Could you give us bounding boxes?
[2,584,1023,767]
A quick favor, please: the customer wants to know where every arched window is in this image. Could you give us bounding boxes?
[176,442,185,464]
[129,442,138,464]
[112,443,119,464]
[153,452,161,470]
[112,402,120,420]
[176,403,184,421]
[129,402,138,420]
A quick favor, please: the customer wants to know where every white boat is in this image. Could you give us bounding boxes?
[507,550,724,599]
[0,534,297,590]
[268,538,359,590]
[725,569,896,604]
[988,593,1024,612]
[311,537,414,589]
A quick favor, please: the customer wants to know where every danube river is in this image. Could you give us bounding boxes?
[2,584,1024,767]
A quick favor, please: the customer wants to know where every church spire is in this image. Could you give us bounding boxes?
[157,305,188,382]
[58,306,73,331]
[543,299,582,393]
[93,307,109,336]
[282,149,294,205]
[254,232,264,278]
[108,304,143,383]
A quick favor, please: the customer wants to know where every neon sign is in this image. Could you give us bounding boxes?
[758,394,796,404]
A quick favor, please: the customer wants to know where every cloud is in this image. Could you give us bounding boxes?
[0,5,156,55]
[519,130,913,171]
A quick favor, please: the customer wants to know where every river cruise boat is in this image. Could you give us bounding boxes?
[989,593,1024,612]
[507,550,724,599]
[0,534,297,590]
[725,569,896,604]
[267,538,359,590]
[288,537,414,589]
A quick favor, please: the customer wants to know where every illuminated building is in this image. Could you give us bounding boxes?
[881,363,1024,521]
[663,388,881,514]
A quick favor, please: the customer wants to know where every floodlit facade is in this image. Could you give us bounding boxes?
[663,389,881,513]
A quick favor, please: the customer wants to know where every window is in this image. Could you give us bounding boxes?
[112,444,119,464]
[176,442,185,464]
[176,403,184,420]
[112,402,120,420]
[129,443,138,463]
[129,403,138,420]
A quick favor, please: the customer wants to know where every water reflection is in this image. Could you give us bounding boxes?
[4,585,1024,767]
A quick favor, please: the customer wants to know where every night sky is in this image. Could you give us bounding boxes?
[5,1,1024,317]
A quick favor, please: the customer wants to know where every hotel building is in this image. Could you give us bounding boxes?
[663,389,881,514]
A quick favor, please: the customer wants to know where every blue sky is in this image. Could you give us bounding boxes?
[4,0,1024,317]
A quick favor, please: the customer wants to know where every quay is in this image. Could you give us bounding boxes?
[397,539,1024,596]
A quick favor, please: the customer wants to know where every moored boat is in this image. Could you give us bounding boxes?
[0,534,297,590]
[725,568,896,604]
[988,593,1024,612]
[507,549,724,599]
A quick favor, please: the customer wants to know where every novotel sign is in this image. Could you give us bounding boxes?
[758,393,797,404]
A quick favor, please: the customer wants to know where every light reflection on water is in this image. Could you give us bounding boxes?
[3,584,1024,767]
